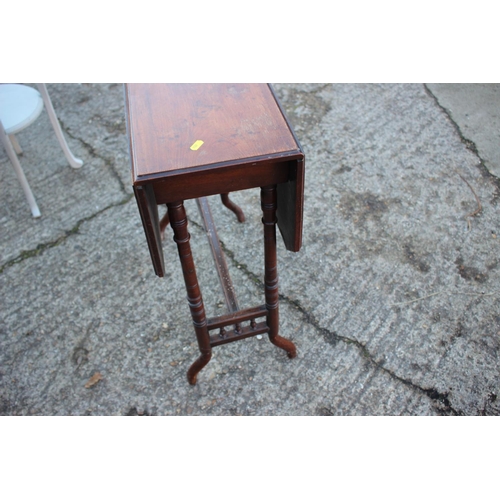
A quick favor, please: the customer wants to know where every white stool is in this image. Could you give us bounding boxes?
[0,84,83,217]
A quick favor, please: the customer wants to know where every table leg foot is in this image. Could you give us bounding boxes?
[261,184,298,361]
[168,199,212,384]
[187,352,212,385]
[270,335,297,358]
[221,193,245,222]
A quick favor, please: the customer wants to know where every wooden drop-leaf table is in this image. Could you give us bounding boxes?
[125,83,305,384]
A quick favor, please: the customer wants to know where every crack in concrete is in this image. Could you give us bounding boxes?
[217,235,462,415]
[424,84,500,199]
[2,117,133,274]
[61,122,129,195]
[284,295,461,416]
[424,84,483,160]
[153,201,463,414]
[0,196,132,275]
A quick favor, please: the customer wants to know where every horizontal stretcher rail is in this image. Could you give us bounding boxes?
[210,321,269,347]
[207,304,268,330]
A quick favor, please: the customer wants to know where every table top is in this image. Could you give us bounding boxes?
[126,83,301,182]
[126,83,305,275]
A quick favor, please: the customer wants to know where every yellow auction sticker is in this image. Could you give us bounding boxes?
[190,140,204,151]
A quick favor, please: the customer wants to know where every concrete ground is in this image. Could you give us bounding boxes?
[1,83,499,416]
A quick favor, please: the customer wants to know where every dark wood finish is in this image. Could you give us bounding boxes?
[207,305,268,330]
[209,322,269,347]
[196,197,239,313]
[158,192,246,240]
[133,184,165,277]
[220,193,245,222]
[126,83,299,177]
[149,157,294,205]
[166,200,211,385]
[126,83,304,383]
[125,83,305,271]
[277,158,305,251]
[261,185,297,358]
[159,209,170,240]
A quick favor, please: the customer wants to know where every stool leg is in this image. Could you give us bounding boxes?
[167,200,211,385]
[1,121,41,218]
[36,84,83,169]
[261,185,297,358]
[9,134,23,155]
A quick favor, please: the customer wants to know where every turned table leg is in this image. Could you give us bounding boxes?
[167,200,212,385]
[261,185,297,358]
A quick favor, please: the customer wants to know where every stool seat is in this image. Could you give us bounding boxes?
[0,83,83,218]
[0,84,44,134]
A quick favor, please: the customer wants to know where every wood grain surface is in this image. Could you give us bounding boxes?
[126,83,300,180]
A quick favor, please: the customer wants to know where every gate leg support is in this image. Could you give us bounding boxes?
[221,193,246,222]
[167,200,212,384]
[261,185,297,358]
